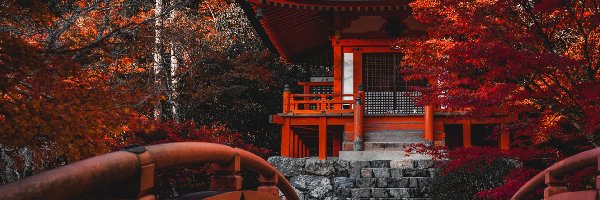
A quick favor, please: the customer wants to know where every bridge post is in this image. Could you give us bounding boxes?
[257,173,279,197]
[115,146,156,200]
[136,151,156,200]
[544,171,567,198]
[210,152,242,191]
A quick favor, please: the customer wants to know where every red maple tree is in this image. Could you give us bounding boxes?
[401,0,600,148]
[401,1,600,198]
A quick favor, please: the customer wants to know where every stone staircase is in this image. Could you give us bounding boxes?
[340,129,429,161]
[269,156,435,200]
[364,130,425,151]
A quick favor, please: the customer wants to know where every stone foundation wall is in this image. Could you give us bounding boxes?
[268,157,436,200]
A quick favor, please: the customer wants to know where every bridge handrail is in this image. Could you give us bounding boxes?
[511,147,600,200]
[0,142,300,200]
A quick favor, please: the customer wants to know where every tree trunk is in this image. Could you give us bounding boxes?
[153,0,164,120]
[0,145,17,184]
[168,9,180,122]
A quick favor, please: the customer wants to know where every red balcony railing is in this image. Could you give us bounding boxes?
[286,93,356,114]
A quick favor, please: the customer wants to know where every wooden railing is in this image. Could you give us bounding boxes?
[512,147,600,200]
[287,93,356,114]
[0,142,299,200]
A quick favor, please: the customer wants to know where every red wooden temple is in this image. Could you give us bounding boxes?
[240,0,515,160]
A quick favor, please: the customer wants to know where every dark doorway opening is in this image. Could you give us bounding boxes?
[444,124,463,149]
[472,124,498,147]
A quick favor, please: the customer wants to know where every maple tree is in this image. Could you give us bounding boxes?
[401,0,600,148]
[0,0,301,188]
[0,0,154,182]
[402,0,600,198]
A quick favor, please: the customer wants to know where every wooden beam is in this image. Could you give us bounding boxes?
[270,115,284,124]
[297,82,333,86]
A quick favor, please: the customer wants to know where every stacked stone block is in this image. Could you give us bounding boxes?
[268,156,435,200]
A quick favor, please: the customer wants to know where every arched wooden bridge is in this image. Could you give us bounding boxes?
[512,147,600,200]
[0,142,300,200]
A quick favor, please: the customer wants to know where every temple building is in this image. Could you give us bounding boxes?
[240,0,515,160]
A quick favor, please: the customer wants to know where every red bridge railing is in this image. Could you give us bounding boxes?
[0,142,300,200]
[512,147,600,200]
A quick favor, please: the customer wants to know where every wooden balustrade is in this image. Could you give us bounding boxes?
[284,93,356,114]
[512,147,600,200]
[0,142,300,200]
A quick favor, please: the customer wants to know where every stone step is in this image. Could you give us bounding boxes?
[360,168,433,178]
[364,130,424,142]
[350,187,430,198]
[339,150,432,161]
[364,122,424,131]
[364,142,425,151]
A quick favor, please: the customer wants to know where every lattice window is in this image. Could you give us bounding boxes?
[362,53,427,114]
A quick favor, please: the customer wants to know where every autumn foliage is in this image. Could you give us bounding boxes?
[403,0,600,198]
[401,0,600,146]
[0,32,140,160]
[0,0,290,188]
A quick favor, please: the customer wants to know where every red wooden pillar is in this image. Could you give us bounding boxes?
[293,131,299,158]
[500,123,510,150]
[305,145,309,157]
[424,76,437,144]
[332,37,342,110]
[281,118,291,157]
[353,85,365,151]
[424,105,434,142]
[319,117,327,160]
[332,131,341,157]
[463,121,472,147]
[299,139,305,157]
[289,130,293,158]
[281,84,292,157]
[303,84,310,109]
[303,85,310,95]
[283,85,290,113]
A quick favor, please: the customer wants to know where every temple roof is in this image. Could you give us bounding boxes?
[239,0,419,65]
